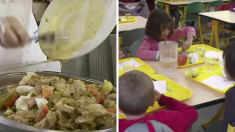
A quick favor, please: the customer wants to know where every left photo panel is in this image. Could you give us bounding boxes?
[0,0,117,132]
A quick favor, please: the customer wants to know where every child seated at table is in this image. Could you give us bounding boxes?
[119,70,198,132]
[221,43,235,132]
[137,8,196,60]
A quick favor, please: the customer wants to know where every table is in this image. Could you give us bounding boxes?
[144,61,225,109]
[159,0,228,13]
[199,11,235,49]
[119,16,147,32]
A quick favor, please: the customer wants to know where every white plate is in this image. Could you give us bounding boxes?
[222,70,226,78]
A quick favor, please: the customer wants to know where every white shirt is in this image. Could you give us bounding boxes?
[0,0,61,74]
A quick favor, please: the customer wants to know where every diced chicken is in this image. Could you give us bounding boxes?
[56,99,75,114]
[68,80,87,95]
[35,84,42,94]
[106,93,116,101]
[103,99,116,110]
[34,110,57,129]
[41,85,55,91]
[54,78,68,91]
[96,113,116,129]
[27,95,44,108]
[27,78,41,86]
[8,110,37,125]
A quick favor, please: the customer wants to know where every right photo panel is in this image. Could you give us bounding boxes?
[119,0,233,132]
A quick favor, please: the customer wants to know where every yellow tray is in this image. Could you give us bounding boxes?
[119,74,193,119]
[178,44,222,68]
[119,58,155,77]
[185,65,233,93]
[119,16,137,23]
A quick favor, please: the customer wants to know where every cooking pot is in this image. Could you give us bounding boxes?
[0,72,116,132]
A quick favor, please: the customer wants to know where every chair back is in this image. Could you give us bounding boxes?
[186,2,204,14]
[130,39,143,57]
[209,1,224,9]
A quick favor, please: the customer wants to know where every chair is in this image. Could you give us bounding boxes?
[129,39,143,57]
[209,1,224,9]
[198,9,233,48]
[181,2,204,43]
[119,28,146,57]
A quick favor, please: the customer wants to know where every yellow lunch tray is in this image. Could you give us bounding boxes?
[161,0,188,2]
[178,44,222,68]
[119,57,155,77]
[119,16,137,23]
[185,65,233,93]
[119,74,193,119]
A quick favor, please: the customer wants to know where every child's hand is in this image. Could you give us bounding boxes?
[154,90,161,101]
[182,36,194,51]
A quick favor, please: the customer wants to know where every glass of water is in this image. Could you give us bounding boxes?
[205,57,216,72]
[210,7,215,12]
[123,63,134,72]
[196,46,206,60]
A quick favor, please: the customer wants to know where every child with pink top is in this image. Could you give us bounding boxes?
[137,9,196,60]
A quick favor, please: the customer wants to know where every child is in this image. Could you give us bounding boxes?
[230,0,235,12]
[222,43,235,132]
[137,9,195,60]
[119,70,198,132]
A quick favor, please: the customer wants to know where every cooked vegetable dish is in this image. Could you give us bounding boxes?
[0,72,116,131]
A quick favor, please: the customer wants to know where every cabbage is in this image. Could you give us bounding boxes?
[35,98,48,110]
[16,86,36,95]
[19,72,37,85]
[15,96,30,111]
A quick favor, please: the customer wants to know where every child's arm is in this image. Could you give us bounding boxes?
[153,95,198,132]
[223,86,235,132]
[137,39,159,60]
[171,27,196,40]
[171,27,195,51]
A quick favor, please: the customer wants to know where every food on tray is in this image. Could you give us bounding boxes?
[0,72,116,131]
[188,68,199,78]
[188,53,199,64]
[178,54,188,66]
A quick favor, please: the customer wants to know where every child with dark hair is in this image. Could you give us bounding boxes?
[222,43,235,132]
[119,70,198,132]
[137,8,196,60]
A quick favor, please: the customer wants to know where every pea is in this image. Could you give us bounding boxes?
[2,90,8,94]
[31,93,35,97]
[11,106,16,112]
[51,82,55,86]
[61,91,71,98]
[63,99,67,104]
[53,90,59,95]
[81,124,88,130]
[68,78,74,84]
[76,102,80,108]
[90,122,96,130]
[33,105,38,109]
